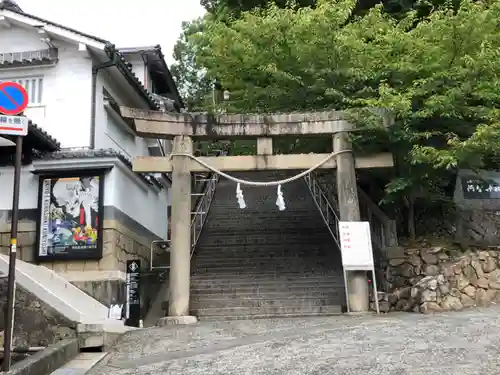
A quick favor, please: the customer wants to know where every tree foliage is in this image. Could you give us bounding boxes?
[201,0,316,19]
[171,0,500,237]
[169,18,214,111]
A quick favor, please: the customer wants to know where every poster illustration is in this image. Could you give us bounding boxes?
[36,174,104,260]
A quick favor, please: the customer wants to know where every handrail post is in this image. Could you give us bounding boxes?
[384,219,398,248]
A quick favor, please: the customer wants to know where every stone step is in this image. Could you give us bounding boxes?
[192,305,343,319]
[191,284,344,292]
[192,265,337,274]
[201,226,328,233]
[190,296,343,308]
[206,211,322,217]
[193,255,336,262]
[192,253,337,260]
[190,287,342,296]
[191,280,344,287]
[202,224,326,231]
[192,260,338,269]
[204,212,324,220]
[191,271,343,279]
[192,254,341,266]
[197,237,333,247]
[193,253,335,259]
[200,229,331,236]
[199,242,333,249]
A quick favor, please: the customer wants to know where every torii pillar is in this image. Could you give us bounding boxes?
[334,132,370,312]
[168,135,193,317]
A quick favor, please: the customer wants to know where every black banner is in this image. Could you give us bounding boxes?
[461,175,500,199]
[126,259,141,327]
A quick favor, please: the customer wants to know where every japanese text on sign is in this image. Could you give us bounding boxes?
[461,175,500,199]
[338,221,374,270]
[0,115,28,136]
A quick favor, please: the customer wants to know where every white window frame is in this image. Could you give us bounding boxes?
[0,76,44,106]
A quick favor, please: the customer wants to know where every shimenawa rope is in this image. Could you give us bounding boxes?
[168,149,351,210]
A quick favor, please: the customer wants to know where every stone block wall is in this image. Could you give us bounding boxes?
[375,240,500,313]
[0,277,76,347]
[0,216,157,310]
[0,224,149,271]
[457,209,500,246]
[41,226,150,278]
[0,224,36,261]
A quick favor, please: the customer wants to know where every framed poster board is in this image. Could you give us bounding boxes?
[35,171,105,261]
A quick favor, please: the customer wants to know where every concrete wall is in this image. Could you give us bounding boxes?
[94,68,152,160]
[126,55,152,90]
[0,26,92,148]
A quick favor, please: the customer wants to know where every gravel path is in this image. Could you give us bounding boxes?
[88,306,500,375]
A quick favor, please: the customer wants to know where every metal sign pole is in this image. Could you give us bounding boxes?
[371,267,381,315]
[0,82,29,372]
[3,134,23,371]
[343,269,350,314]
[339,221,381,315]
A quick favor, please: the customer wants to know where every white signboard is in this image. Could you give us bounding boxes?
[0,115,28,136]
[338,221,374,270]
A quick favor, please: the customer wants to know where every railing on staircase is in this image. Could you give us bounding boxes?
[304,171,397,292]
[357,188,398,251]
[190,169,219,257]
[304,172,397,253]
[149,149,226,271]
[304,173,341,249]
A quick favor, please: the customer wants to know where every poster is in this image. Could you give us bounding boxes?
[36,173,104,260]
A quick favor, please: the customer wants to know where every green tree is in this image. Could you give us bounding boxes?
[201,0,316,18]
[190,0,500,237]
[169,18,214,111]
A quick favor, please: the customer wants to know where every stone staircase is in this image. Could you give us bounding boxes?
[190,171,346,320]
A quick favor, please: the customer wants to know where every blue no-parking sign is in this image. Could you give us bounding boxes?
[0,81,29,136]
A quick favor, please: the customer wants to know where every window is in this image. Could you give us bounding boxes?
[1,77,43,105]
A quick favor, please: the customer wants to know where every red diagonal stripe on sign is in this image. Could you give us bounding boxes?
[0,126,23,131]
[0,87,20,108]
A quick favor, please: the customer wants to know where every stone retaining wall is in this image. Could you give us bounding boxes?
[375,241,500,313]
[0,278,76,347]
[0,220,151,307]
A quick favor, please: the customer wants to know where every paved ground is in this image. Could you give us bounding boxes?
[89,306,500,375]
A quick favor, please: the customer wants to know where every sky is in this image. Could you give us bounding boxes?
[16,0,207,65]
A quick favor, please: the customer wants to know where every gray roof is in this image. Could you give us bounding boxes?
[36,148,164,188]
[0,0,22,12]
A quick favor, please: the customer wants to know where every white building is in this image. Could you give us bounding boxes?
[0,0,179,306]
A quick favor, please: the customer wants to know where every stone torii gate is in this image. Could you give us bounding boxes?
[119,107,394,318]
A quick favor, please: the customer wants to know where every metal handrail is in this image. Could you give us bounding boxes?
[304,173,341,249]
[311,172,398,252]
[190,174,218,259]
[149,150,226,270]
[149,240,170,271]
